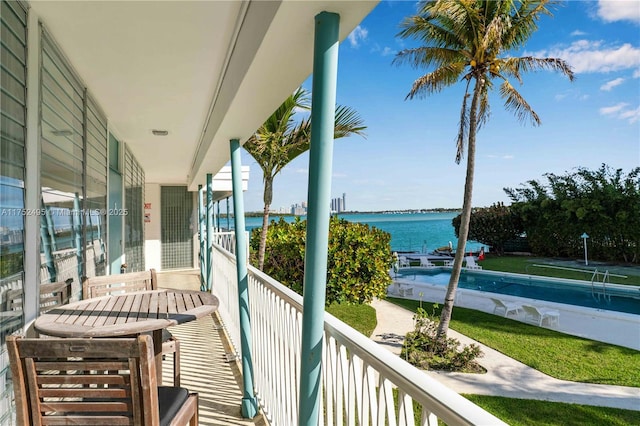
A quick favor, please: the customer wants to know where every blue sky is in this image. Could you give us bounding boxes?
[239,0,640,213]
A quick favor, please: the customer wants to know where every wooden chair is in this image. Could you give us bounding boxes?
[4,278,72,314]
[7,335,198,426]
[82,269,181,386]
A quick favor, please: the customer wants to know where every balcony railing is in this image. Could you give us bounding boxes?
[211,242,506,425]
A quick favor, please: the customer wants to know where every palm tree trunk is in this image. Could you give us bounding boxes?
[258,176,273,270]
[436,78,483,341]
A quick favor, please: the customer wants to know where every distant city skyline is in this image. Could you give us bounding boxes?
[237,1,639,213]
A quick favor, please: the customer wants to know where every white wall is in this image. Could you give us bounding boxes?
[144,184,162,270]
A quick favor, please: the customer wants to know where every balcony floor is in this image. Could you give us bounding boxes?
[158,270,268,426]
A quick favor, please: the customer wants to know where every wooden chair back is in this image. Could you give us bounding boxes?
[82,269,157,299]
[4,279,72,314]
[7,334,160,425]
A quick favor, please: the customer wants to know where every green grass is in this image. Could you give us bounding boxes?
[326,302,377,337]
[480,255,640,286]
[388,298,640,387]
[464,395,640,426]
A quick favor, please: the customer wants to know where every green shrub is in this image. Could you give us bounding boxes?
[250,217,393,305]
[401,305,484,373]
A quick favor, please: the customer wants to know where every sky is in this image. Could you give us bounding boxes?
[238,0,640,213]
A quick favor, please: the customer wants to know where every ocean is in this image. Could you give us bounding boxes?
[242,212,484,254]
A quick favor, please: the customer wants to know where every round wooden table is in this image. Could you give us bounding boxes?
[34,289,219,384]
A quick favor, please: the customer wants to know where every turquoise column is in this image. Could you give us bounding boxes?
[73,193,83,281]
[298,11,340,426]
[40,198,56,282]
[216,201,220,231]
[198,184,206,290]
[206,174,214,291]
[45,205,57,252]
[230,138,258,417]
[226,197,230,230]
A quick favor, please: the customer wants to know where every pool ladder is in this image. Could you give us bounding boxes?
[591,269,611,303]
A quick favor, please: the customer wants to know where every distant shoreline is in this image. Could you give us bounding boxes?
[244,208,462,217]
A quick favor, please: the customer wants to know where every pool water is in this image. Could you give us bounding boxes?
[394,269,640,315]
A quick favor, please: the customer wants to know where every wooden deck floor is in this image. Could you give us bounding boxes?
[157,270,268,426]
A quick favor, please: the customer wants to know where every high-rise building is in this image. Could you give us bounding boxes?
[330,193,346,213]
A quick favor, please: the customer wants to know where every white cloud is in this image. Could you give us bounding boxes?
[370,44,397,57]
[533,40,640,73]
[600,77,625,91]
[634,69,640,78]
[597,0,640,24]
[486,154,514,160]
[570,30,587,36]
[599,102,640,123]
[619,105,640,123]
[347,25,368,48]
[600,102,629,115]
[381,46,396,56]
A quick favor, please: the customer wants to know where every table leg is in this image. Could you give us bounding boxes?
[152,329,163,385]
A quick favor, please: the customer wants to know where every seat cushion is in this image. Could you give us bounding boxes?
[158,386,190,426]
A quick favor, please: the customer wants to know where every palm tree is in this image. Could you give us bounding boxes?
[244,87,366,270]
[394,0,574,340]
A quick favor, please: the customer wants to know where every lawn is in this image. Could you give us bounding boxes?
[464,395,640,426]
[480,254,640,286]
[326,301,377,337]
[388,297,639,387]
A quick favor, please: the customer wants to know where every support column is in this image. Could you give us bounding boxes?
[40,198,55,283]
[206,174,213,291]
[298,11,340,426]
[73,194,83,282]
[230,138,257,418]
[198,184,205,290]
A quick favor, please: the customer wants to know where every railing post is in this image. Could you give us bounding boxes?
[230,138,258,418]
[298,11,340,426]
[198,184,206,290]
[206,174,214,291]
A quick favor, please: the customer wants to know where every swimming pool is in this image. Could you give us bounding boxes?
[394,269,640,315]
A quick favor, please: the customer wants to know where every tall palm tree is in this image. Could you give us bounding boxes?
[244,87,366,270]
[394,0,574,340]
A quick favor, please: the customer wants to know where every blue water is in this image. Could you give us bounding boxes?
[243,212,484,254]
[395,269,640,315]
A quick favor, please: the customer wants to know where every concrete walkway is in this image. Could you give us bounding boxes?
[370,298,640,411]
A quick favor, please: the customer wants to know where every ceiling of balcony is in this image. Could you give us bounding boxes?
[29,0,378,190]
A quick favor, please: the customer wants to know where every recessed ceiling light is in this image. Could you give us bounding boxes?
[152,129,169,136]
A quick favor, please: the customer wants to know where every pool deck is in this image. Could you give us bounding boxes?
[391,269,640,351]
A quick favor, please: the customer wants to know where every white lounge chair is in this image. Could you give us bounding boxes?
[464,256,482,270]
[420,258,436,268]
[444,259,454,267]
[398,256,410,268]
[398,286,414,297]
[522,305,560,327]
[490,298,522,318]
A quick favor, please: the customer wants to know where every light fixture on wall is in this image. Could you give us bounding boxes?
[151,129,169,136]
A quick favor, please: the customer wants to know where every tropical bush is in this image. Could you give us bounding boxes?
[401,305,483,373]
[249,217,393,305]
[453,202,524,255]
[505,165,640,263]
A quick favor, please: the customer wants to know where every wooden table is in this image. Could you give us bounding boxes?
[34,289,219,384]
